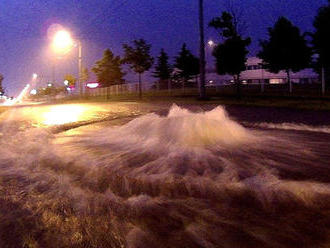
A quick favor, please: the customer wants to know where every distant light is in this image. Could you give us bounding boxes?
[47,83,53,87]
[32,73,38,80]
[208,40,215,47]
[64,80,69,86]
[4,84,30,106]
[30,89,37,95]
[86,82,99,89]
[66,87,71,91]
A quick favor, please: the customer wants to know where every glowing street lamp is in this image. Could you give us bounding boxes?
[208,40,215,47]
[51,30,74,55]
[32,73,38,80]
[51,28,83,95]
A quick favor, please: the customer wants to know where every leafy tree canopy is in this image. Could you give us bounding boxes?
[0,74,4,95]
[92,49,125,87]
[64,74,76,87]
[213,37,250,76]
[313,1,330,67]
[209,11,251,78]
[258,17,312,74]
[209,11,238,38]
[122,39,154,74]
[81,67,89,83]
[174,43,199,82]
[153,49,172,80]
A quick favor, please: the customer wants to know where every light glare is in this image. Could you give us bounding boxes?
[52,30,74,54]
[86,82,99,89]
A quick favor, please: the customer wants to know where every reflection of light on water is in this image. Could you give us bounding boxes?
[43,105,85,125]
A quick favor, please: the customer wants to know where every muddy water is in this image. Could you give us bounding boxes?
[0,104,329,248]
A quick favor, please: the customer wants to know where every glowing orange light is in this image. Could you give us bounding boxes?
[51,30,74,54]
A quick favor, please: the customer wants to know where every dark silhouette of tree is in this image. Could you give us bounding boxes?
[209,11,238,38]
[92,49,125,87]
[209,11,251,97]
[174,43,199,90]
[312,1,330,88]
[123,39,154,99]
[0,74,4,95]
[258,17,312,93]
[153,49,172,90]
[64,74,76,88]
[81,67,89,83]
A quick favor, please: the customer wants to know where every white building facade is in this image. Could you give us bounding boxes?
[207,57,319,86]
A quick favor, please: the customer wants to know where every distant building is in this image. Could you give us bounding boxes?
[206,57,319,86]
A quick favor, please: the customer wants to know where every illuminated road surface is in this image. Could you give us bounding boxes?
[0,102,330,248]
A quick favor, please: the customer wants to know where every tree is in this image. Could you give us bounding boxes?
[0,74,4,95]
[92,49,125,87]
[312,1,330,93]
[123,39,154,99]
[64,74,76,88]
[258,17,312,93]
[209,11,251,97]
[174,43,199,90]
[153,49,172,90]
[81,67,89,83]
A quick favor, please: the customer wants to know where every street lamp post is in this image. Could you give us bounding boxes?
[51,29,83,96]
[322,67,325,96]
[78,40,83,95]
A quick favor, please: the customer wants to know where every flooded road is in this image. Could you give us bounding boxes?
[0,102,330,248]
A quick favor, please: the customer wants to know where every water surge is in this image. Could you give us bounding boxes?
[0,104,329,248]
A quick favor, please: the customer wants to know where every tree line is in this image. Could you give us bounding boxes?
[88,1,330,98]
[209,0,330,96]
[3,1,330,98]
[90,40,199,99]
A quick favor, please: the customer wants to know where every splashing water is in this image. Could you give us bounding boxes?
[0,104,330,248]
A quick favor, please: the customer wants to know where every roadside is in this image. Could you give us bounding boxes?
[45,96,330,127]
[53,94,330,111]
[0,106,8,115]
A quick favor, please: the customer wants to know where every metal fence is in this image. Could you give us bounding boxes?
[83,82,330,99]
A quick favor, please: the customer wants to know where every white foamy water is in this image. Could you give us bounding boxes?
[246,122,330,134]
[0,104,329,248]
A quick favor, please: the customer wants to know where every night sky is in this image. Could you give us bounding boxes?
[0,0,327,95]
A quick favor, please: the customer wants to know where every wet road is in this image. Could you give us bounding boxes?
[0,101,330,248]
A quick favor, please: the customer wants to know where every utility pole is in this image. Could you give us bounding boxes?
[199,0,206,99]
[52,59,56,84]
[78,40,83,96]
[322,66,325,96]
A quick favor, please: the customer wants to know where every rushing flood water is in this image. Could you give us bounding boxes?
[0,104,330,248]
